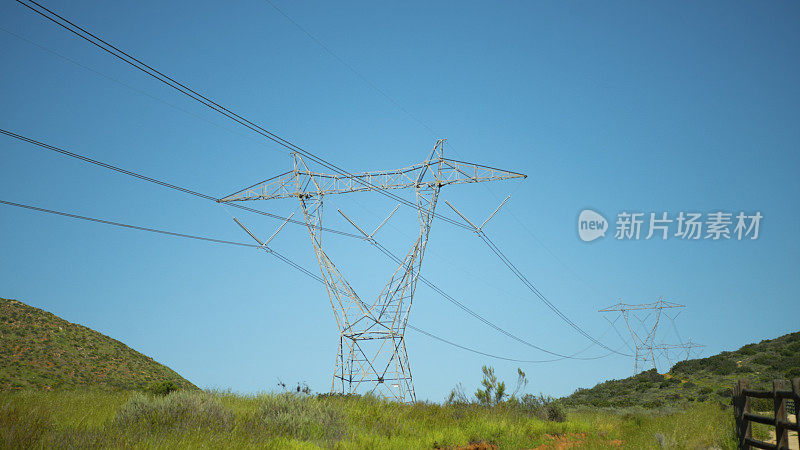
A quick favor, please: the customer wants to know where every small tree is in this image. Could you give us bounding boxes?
[475,365,506,406]
[511,368,528,399]
[446,382,469,405]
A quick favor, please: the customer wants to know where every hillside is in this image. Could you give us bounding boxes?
[564,331,800,408]
[0,297,195,391]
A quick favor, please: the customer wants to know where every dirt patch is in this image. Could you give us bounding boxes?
[531,433,623,449]
[767,429,800,450]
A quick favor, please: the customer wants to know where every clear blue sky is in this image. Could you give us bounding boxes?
[1,1,798,400]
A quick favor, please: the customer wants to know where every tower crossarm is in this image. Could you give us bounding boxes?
[219,158,525,202]
[599,300,685,312]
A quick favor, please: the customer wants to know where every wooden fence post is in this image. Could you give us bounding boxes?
[774,379,788,449]
[792,378,800,450]
[735,379,752,450]
[743,380,752,450]
[733,381,741,446]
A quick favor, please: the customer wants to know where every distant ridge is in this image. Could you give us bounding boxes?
[0,297,195,391]
[564,330,800,408]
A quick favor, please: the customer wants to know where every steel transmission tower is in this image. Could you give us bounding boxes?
[599,297,703,374]
[220,140,525,402]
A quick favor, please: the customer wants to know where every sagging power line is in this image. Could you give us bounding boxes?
[446,201,631,357]
[14,0,473,232]
[14,0,630,359]
[256,2,629,358]
[0,128,363,240]
[0,197,619,367]
[0,127,617,366]
[7,0,678,400]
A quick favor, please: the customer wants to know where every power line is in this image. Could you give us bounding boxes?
[254,1,625,358]
[0,25,270,151]
[0,197,616,365]
[0,199,258,248]
[365,237,619,360]
[407,324,617,364]
[0,127,598,359]
[479,232,631,357]
[11,0,630,365]
[0,127,364,240]
[262,0,438,138]
[15,0,471,231]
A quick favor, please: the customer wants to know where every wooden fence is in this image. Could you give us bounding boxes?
[733,378,800,449]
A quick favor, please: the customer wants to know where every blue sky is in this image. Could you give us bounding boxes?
[1,1,798,400]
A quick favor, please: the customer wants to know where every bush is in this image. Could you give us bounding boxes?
[642,399,664,408]
[738,344,757,355]
[146,380,179,396]
[114,391,233,432]
[710,358,737,375]
[751,353,774,366]
[446,383,470,405]
[245,393,346,441]
[635,369,663,383]
[516,394,565,422]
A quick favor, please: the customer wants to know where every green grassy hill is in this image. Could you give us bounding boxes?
[0,297,195,391]
[564,331,800,408]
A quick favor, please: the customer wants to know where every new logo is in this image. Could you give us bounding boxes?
[578,209,607,242]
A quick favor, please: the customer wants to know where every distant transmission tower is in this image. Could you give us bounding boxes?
[220,140,524,402]
[599,297,703,374]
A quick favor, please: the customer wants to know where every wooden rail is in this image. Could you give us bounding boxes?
[733,378,800,450]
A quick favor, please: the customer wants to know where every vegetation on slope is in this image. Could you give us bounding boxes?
[0,297,195,392]
[564,331,800,408]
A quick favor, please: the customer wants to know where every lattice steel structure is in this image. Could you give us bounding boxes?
[220,140,525,402]
[599,297,703,374]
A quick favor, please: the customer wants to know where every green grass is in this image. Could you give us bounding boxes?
[0,390,737,449]
[569,402,737,448]
[0,297,195,392]
[0,295,746,448]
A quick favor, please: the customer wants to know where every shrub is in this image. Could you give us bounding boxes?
[751,353,774,366]
[516,394,566,422]
[635,369,663,383]
[146,380,179,396]
[738,344,757,355]
[114,391,233,432]
[710,358,737,375]
[642,399,664,408]
[246,393,346,441]
[672,359,705,375]
[446,383,470,405]
[786,368,800,379]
